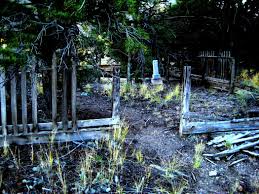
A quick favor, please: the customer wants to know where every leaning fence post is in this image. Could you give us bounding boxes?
[71,57,77,131]
[112,64,120,120]
[230,57,235,93]
[52,52,57,130]
[11,70,18,135]
[31,57,38,132]
[179,66,191,136]
[21,66,28,134]
[0,69,7,136]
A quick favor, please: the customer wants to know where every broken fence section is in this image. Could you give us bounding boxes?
[180,66,259,136]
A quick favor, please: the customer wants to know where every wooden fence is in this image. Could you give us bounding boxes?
[193,50,235,92]
[180,66,259,136]
[0,54,120,146]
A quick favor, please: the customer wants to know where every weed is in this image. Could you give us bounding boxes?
[139,84,151,99]
[134,176,145,193]
[102,83,112,97]
[193,142,205,169]
[84,84,93,93]
[235,89,254,108]
[56,153,67,194]
[165,84,180,102]
[225,140,233,149]
[135,150,144,164]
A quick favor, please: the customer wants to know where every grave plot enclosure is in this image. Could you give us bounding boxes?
[180,66,259,136]
[0,55,120,146]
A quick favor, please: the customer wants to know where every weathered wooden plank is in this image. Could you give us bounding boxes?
[0,118,119,132]
[230,57,235,93]
[52,52,57,129]
[183,117,259,134]
[31,58,38,131]
[179,66,191,136]
[0,70,7,136]
[71,58,77,131]
[11,73,18,135]
[0,128,110,146]
[215,133,259,148]
[62,68,68,131]
[21,67,28,134]
[112,65,120,119]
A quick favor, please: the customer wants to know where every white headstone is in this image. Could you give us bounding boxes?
[151,59,163,85]
[152,60,161,79]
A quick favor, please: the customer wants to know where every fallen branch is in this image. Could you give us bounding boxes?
[204,140,259,158]
[149,164,188,178]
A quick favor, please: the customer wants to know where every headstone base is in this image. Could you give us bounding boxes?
[151,78,163,85]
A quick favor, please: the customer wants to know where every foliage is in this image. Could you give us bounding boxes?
[235,89,255,108]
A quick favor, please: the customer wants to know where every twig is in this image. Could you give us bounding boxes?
[243,150,259,157]
[59,142,84,159]
[205,157,217,165]
[229,158,247,167]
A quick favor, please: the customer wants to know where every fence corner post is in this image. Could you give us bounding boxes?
[180,66,191,136]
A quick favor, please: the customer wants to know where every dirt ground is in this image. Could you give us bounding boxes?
[78,85,259,193]
[0,85,258,193]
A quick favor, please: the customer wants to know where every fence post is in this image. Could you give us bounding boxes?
[230,57,235,93]
[11,71,18,135]
[52,52,57,129]
[0,70,7,136]
[180,66,191,136]
[71,58,77,131]
[31,56,38,132]
[62,68,68,131]
[21,66,28,134]
[112,65,120,119]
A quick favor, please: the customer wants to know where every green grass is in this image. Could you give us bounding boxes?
[118,83,181,104]
[193,142,205,169]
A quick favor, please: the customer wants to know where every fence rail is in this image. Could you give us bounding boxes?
[0,55,120,145]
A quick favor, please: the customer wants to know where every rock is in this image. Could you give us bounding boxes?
[81,92,89,96]
[32,166,39,172]
[105,188,111,192]
[209,170,218,177]
[8,164,14,169]
[237,184,243,192]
